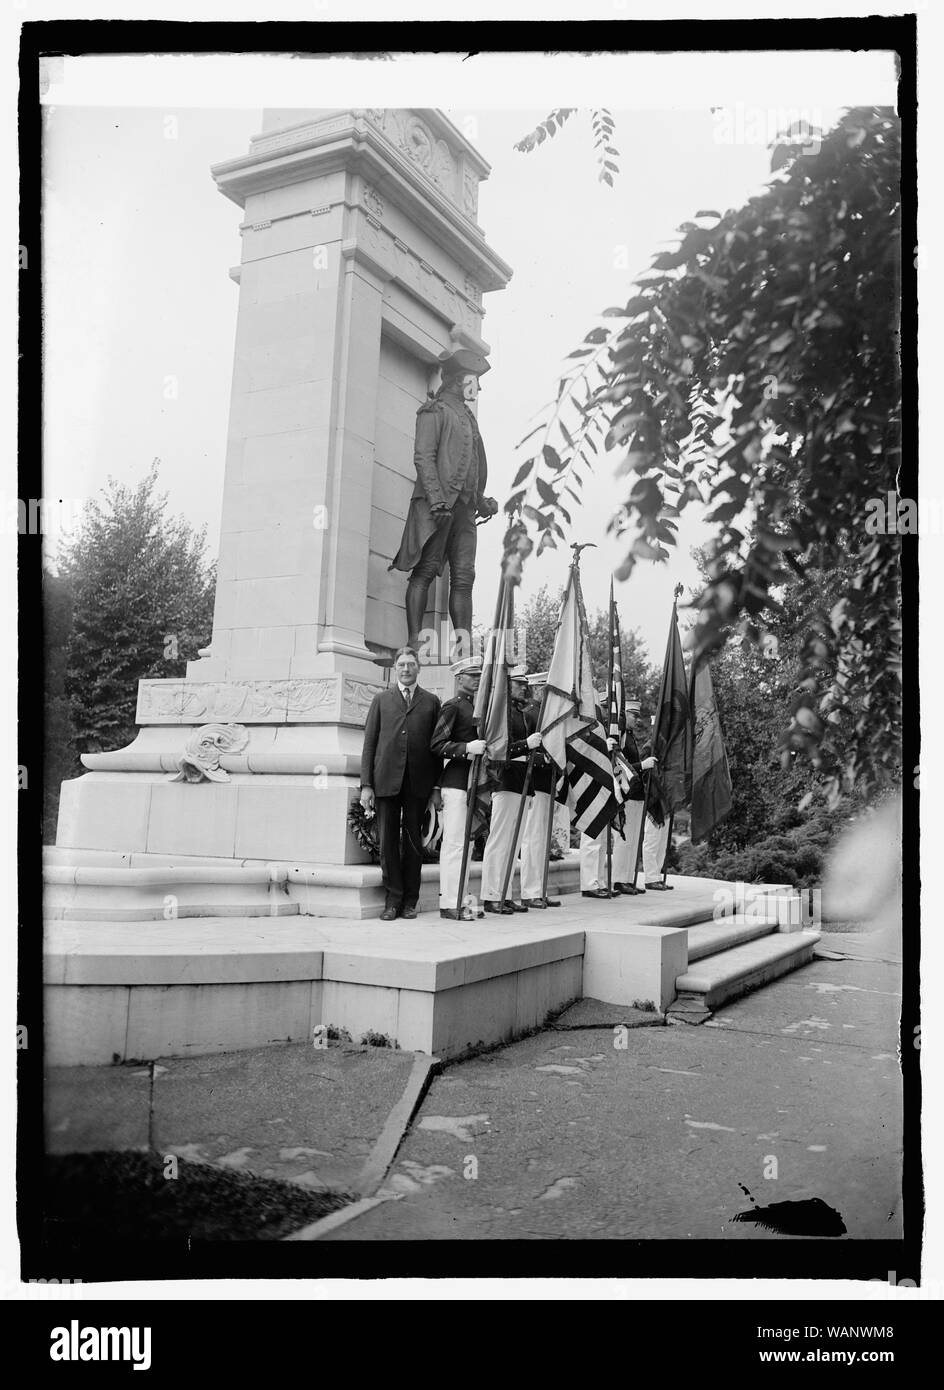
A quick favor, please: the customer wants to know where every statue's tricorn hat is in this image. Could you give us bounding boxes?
[438,348,491,380]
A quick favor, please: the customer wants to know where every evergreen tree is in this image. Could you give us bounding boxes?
[45,461,215,837]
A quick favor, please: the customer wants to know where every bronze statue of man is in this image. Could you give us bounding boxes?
[390,348,498,658]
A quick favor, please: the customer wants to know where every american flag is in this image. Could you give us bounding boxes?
[541,562,623,840]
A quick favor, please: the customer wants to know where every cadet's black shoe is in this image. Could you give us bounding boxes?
[581,889,612,899]
[614,882,645,895]
[544,897,562,907]
[441,907,482,920]
[507,900,529,913]
[521,898,548,909]
[484,900,515,915]
[645,882,673,891]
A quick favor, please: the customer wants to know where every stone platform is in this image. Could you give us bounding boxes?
[43,875,807,1065]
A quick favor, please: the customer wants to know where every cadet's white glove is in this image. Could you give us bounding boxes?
[641,756,658,771]
[466,739,487,757]
[606,736,618,752]
[526,732,543,750]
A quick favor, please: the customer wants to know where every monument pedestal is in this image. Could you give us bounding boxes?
[50,109,511,918]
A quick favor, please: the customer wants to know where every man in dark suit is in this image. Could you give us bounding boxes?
[360,647,442,920]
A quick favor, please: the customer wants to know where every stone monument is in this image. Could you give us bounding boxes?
[52,108,512,888]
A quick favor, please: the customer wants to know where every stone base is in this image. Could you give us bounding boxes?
[43,915,585,1065]
[41,876,804,1065]
[56,771,367,865]
[44,847,585,921]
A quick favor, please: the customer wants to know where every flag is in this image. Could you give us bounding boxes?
[473,610,510,764]
[469,588,511,834]
[607,578,626,742]
[651,601,693,820]
[689,656,732,842]
[540,563,622,839]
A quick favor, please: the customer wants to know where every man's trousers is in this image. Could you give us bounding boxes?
[438,786,470,910]
[642,813,671,882]
[579,801,644,890]
[374,773,427,908]
[481,789,528,901]
[520,789,553,901]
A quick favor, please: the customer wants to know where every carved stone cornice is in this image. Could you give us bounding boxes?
[211,108,512,296]
[136,676,385,727]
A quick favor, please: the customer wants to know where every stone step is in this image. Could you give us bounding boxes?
[686,913,777,962]
[670,930,821,1015]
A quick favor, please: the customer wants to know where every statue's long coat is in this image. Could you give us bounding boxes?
[390,393,488,575]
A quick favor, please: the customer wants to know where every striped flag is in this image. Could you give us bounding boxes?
[540,562,622,839]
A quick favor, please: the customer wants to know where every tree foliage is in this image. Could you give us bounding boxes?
[53,460,216,758]
[502,107,902,800]
[514,108,620,185]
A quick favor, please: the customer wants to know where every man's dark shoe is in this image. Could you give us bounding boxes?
[521,898,548,909]
[581,888,612,899]
[380,905,399,921]
[507,900,528,913]
[401,904,418,919]
[645,882,673,891]
[440,906,484,921]
[614,882,645,895]
[484,900,514,915]
[544,897,562,907]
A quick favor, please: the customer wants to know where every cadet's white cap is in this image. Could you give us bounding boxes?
[508,664,529,680]
[527,671,549,687]
[451,656,482,677]
[625,698,641,714]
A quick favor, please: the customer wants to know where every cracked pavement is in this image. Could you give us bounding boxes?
[323,951,903,1241]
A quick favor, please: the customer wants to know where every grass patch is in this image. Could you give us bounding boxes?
[44,1151,354,1242]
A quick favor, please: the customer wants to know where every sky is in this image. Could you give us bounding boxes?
[39,50,897,661]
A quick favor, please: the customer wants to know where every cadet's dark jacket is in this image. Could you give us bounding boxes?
[624,729,667,824]
[360,685,442,799]
[431,692,481,790]
[501,701,537,796]
[525,698,557,795]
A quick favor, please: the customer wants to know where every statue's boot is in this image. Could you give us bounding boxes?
[449,588,473,661]
[405,577,431,652]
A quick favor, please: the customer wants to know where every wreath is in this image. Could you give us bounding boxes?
[348,800,380,861]
[348,797,443,864]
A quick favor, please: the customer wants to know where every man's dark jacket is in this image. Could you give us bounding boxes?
[360,685,442,799]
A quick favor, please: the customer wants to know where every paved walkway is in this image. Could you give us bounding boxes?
[323,947,903,1241]
[45,920,903,1243]
[46,1044,416,1197]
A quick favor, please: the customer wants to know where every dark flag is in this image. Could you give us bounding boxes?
[689,655,733,842]
[607,578,625,742]
[651,599,693,820]
[469,590,511,834]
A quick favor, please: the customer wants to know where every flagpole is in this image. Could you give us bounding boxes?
[630,589,677,891]
[661,810,675,886]
[606,578,616,895]
[498,684,550,908]
[540,769,559,902]
[455,577,507,915]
